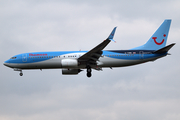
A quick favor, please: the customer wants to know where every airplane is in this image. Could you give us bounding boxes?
[3,19,175,78]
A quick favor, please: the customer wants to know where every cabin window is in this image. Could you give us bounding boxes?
[10,57,17,59]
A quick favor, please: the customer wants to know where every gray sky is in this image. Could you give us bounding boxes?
[0,0,180,120]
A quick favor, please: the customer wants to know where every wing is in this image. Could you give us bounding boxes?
[78,27,117,66]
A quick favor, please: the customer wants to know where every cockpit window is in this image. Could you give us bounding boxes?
[10,57,17,59]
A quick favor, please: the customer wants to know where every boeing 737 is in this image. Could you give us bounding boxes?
[4,19,175,77]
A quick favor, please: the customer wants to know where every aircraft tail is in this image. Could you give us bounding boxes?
[131,19,171,50]
[153,43,175,54]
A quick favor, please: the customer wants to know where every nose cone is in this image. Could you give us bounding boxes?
[3,60,11,68]
[3,62,9,67]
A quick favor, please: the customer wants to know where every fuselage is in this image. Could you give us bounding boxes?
[3,20,174,77]
[4,50,166,70]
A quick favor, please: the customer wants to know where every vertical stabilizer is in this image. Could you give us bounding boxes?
[131,19,171,50]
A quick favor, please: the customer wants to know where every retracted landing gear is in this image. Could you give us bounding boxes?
[86,66,92,78]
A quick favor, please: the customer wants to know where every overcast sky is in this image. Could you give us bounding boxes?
[0,0,180,120]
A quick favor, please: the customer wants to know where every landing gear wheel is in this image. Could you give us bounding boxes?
[87,68,92,73]
[86,65,92,77]
[87,72,92,78]
[20,73,23,76]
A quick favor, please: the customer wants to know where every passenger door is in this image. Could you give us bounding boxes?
[139,51,144,60]
[22,54,27,62]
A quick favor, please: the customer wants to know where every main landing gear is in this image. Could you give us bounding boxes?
[86,66,92,78]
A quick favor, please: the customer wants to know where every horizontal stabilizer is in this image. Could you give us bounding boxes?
[153,43,175,54]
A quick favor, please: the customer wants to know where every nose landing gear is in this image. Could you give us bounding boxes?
[13,68,23,76]
[19,72,23,76]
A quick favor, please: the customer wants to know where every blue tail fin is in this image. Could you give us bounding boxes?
[131,19,171,50]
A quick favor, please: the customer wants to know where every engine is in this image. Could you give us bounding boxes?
[62,69,82,75]
[61,59,78,68]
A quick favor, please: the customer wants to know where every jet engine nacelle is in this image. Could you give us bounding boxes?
[62,69,82,75]
[61,59,78,68]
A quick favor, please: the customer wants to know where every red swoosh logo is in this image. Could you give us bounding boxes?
[152,37,164,45]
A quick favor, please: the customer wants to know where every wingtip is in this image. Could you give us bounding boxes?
[114,26,117,30]
[109,39,116,42]
[107,27,117,40]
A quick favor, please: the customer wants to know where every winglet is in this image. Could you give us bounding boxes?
[107,27,117,42]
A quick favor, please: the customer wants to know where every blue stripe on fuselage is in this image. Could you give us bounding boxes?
[5,50,167,64]
[103,50,158,60]
[5,51,86,64]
